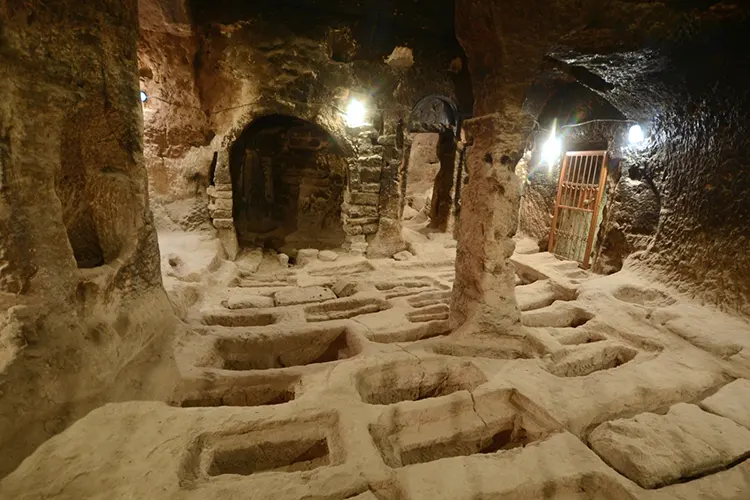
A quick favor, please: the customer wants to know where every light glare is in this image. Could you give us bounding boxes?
[140,91,148,103]
[345,98,367,127]
[541,125,562,170]
[628,124,644,144]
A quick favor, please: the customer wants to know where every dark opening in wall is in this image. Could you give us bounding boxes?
[56,106,104,268]
[208,151,218,187]
[229,115,347,250]
[54,99,139,269]
[403,96,459,230]
[327,27,357,62]
[57,147,105,268]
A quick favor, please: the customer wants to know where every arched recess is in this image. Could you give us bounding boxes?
[229,115,347,250]
[408,95,458,134]
[403,96,459,232]
[58,101,140,269]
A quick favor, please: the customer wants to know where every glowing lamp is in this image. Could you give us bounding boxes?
[541,125,562,170]
[628,124,644,144]
[345,98,367,127]
[139,91,148,103]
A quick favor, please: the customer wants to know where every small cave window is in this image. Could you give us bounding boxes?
[229,115,347,251]
[327,27,357,63]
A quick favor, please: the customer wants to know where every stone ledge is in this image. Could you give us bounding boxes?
[361,182,381,193]
[213,218,235,230]
[349,192,379,206]
[342,203,379,218]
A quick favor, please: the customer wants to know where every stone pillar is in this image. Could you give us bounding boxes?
[366,130,408,258]
[398,135,413,220]
[341,125,382,256]
[208,150,239,260]
[450,114,521,335]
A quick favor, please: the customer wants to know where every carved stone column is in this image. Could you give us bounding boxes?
[450,114,522,335]
[208,149,239,260]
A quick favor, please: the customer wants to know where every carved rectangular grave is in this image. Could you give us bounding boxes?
[407,290,452,309]
[178,381,297,407]
[201,309,277,327]
[307,260,376,277]
[192,418,342,480]
[553,330,608,346]
[406,303,450,323]
[373,277,442,299]
[545,342,637,378]
[426,337,539,360]
[305,297,390,322]
[370,389,560,469]
[522,301,593,328]
[356,359,486,405]
[213,326,357,370]
[209,438,330,476]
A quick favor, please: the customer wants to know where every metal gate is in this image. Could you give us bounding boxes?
[548,150,608,269]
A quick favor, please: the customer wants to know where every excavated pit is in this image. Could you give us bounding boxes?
[427,340,539,360]
[214,327,357,370]
[369,389,560,470]
[356,361,486,405]
[554,330,608,346]
[208,438,331,476]
[177,382,297,407]
[406,304,450,323]
[374,278,444,299]
[522,302,595,329]
[407,290,452,308]
[305,297,390,322]
[612,285,676,308]
[546,343,639,378]
[396,422,534,467]
[307,261,376,277]
[201,310,277,327]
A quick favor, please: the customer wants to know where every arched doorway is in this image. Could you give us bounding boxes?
[229,115,347,250]
[404,96,459,232]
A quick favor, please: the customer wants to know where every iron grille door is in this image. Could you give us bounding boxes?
[548,150,608,269]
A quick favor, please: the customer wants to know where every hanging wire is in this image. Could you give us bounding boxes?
[532,118,638,134]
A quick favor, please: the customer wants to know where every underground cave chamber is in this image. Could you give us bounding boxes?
[2,1,750,499]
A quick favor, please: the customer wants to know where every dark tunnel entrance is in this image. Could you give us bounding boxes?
[229,115,347,251]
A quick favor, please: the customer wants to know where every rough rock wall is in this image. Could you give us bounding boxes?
[0,0,179,477]
[187,0,469,256]
[138,0,214,229]
[455,0,750,319]
[550,2,750,315]
[633,91,750,314]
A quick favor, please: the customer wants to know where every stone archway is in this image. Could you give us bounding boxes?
[227,115,347,252]
[404,96,460,232]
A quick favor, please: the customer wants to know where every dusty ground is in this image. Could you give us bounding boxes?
[2,226,750,500]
